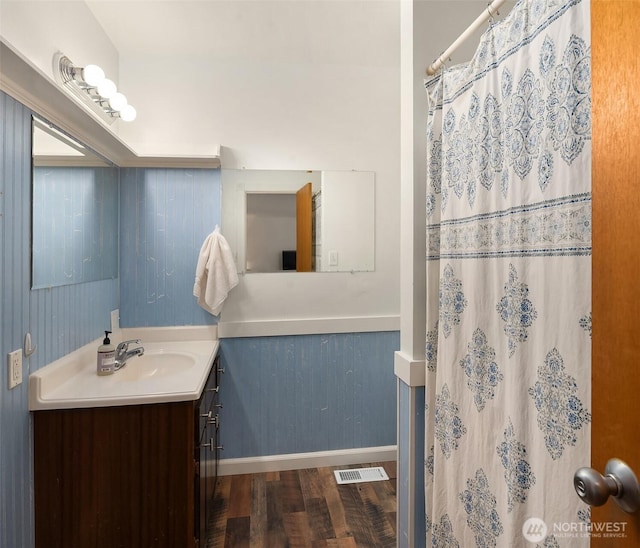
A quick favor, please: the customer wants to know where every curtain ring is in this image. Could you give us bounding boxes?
[487,3,499,24]
[437,53,449,73]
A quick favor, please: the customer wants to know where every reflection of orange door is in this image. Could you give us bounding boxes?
[591,2,640,545]
[296,182,313,272]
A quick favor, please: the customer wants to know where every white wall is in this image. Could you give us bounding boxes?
[0,1,120,122]
[107,1,401,334]
[0,1,119,79]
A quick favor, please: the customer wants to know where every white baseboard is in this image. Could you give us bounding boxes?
[216,445,397,476]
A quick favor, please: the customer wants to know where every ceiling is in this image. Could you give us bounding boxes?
[84,0,400,67]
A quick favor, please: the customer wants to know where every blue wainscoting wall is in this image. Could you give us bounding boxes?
[1,92,119,548]
[219,331,399,458]
[397,382,425,548]
[119,167,220,327]
[0,86,33,548]
[117,165,399,460]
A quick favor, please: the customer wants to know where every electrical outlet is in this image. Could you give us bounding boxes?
[7,349,22,390]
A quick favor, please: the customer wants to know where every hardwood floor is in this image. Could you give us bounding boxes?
[207,462,397,548]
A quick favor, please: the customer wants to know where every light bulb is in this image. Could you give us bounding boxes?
[81,64,104,87]
[96,78,117,99]
[109,92,127,112]
[120,105,137,122]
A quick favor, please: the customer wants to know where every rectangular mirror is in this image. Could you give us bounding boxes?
[222,169,375,273]
[31,116,119,289]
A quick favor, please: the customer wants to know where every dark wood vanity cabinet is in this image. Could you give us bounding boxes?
[195,355,223,545]
[33,355,221,548]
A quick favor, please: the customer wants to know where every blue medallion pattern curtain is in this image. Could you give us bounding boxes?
[424,1,592,546]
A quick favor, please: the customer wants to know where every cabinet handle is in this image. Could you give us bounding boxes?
[200,438,215,450]
[200,411,219,427]
[206,386,219,393]
[199,438,224,452]
[218,366,225,374]
[215,403,224,409]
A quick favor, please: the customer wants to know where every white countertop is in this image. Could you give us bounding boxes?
[29,326,219,411]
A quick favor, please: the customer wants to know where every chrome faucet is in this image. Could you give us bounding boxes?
[114,339,145,371]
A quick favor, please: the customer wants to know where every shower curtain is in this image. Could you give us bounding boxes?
[424,0,592,546]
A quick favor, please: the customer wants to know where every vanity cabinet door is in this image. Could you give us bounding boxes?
[195,355,222,547]
[33,402,196,548]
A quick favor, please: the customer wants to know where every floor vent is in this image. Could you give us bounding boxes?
[334,466,389,485]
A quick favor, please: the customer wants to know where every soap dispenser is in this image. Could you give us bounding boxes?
[97,330,116,376]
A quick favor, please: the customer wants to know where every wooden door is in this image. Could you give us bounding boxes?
[296,182,313,272]
[591,1,640,545]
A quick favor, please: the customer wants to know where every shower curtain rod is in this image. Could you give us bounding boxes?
[426,0,509,76]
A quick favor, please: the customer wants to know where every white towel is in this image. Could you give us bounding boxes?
[193,226,239,316]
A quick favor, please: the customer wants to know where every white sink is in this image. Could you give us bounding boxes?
[29,326,219,410]
[117,350,197,381]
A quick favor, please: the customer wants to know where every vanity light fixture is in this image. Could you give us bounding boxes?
[53,53,137,124]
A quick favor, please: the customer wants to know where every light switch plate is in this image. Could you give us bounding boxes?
[111,309,120,332]
[7,349,22,389]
